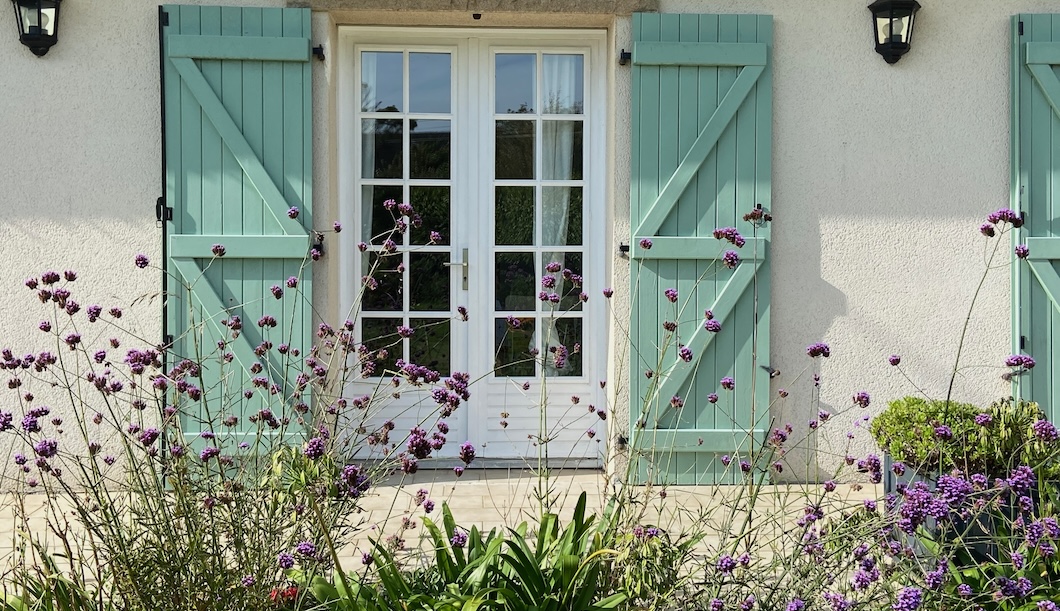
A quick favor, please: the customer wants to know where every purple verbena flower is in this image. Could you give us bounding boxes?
[1016,244,1030,259]
[852,391,870,408]
[892,587,922,611]
[1034,419,1059,442]
[135,254,150,269]
[889,354,901,366]
[722,250,740,269]
[458,441,476,465]
[806,342,831,358]
[720,376,735,390]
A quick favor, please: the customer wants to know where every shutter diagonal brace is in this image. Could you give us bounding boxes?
[650,258,765,408]
[633,63,764,239]
[172,57,308,237]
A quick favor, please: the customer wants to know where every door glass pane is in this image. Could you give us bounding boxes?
[410,318,450,372]
[410,253,451,311]
[362,119,403,179]
[410,186,450,245]
[410,119,451,179]
[361,51,403,112]
[495,317,536,377]
[496,120,534,179]
[495,253,535,311]
[495,53,535,114]
[545,317,582,376]
[544,251,583,311]
[362,317,402,376]
[362,253,403,312]
[541,120,582,180]
[409,53,451,113]
[495,186,534,245]
[542,187,581,246]
[362,185,404,245]
[542,54,583,114]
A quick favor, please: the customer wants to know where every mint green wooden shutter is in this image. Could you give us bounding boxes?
[629,14,771,485]
[1016,15,1060,420]
[162,6,313,442]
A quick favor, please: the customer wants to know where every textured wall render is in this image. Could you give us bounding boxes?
[0,0,1056,487]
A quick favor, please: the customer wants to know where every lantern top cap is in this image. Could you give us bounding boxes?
[867,0,921,14]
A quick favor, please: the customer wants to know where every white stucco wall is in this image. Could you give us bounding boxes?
[0,0,1052,486]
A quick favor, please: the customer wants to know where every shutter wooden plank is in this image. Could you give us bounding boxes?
[633,42,766,67]
[1025,42,1060,66]
[168,35,308,61]
[631,429,762,451]
[170,235,310,258]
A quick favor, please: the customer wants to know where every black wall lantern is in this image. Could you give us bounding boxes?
[868,0,920,64]
[11,0,60,57]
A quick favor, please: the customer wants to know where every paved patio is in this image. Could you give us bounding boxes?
[0,470,881,572]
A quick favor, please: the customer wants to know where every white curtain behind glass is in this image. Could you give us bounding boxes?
[540,55,579,376]
[360,52,378,241]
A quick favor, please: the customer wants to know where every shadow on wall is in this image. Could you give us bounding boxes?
[768,210,849,483]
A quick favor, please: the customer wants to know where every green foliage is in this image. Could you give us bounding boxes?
[299,493,625,611]
[871,396,988,473]
[871,396,1049,476]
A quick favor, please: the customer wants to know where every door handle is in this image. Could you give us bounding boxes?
[443,248,469,290]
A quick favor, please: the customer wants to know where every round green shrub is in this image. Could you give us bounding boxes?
[870,396,1046,476]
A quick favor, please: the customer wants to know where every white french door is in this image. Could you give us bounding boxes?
[339,28,607,465]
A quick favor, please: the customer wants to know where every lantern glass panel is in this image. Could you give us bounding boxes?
[16,1,57,36]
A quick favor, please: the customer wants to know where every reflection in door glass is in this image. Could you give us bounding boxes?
[410,318,451,373]
[361,51,403,112]
[362,119,403,179]
[410,186,450,245]
[495,53,535,114]
[409,53,451,113]
[495,317,536,377]
[495,187,534,245]
[362,317,402,375]
[362,185,403,244]
[546,317,582,376]
[495,253,536,311]
[409,120,451,179]
[362,253,403,312]
[410,253,451,311]
[495,120,535,179]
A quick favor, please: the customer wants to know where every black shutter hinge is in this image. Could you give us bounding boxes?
[162,335,174,351]
[312,45,326,61]
[618,49,632,66]
[1019,21,1024,36]
[1021,335,1027,350]
[160,9,169,27]
[156,197,173,224]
